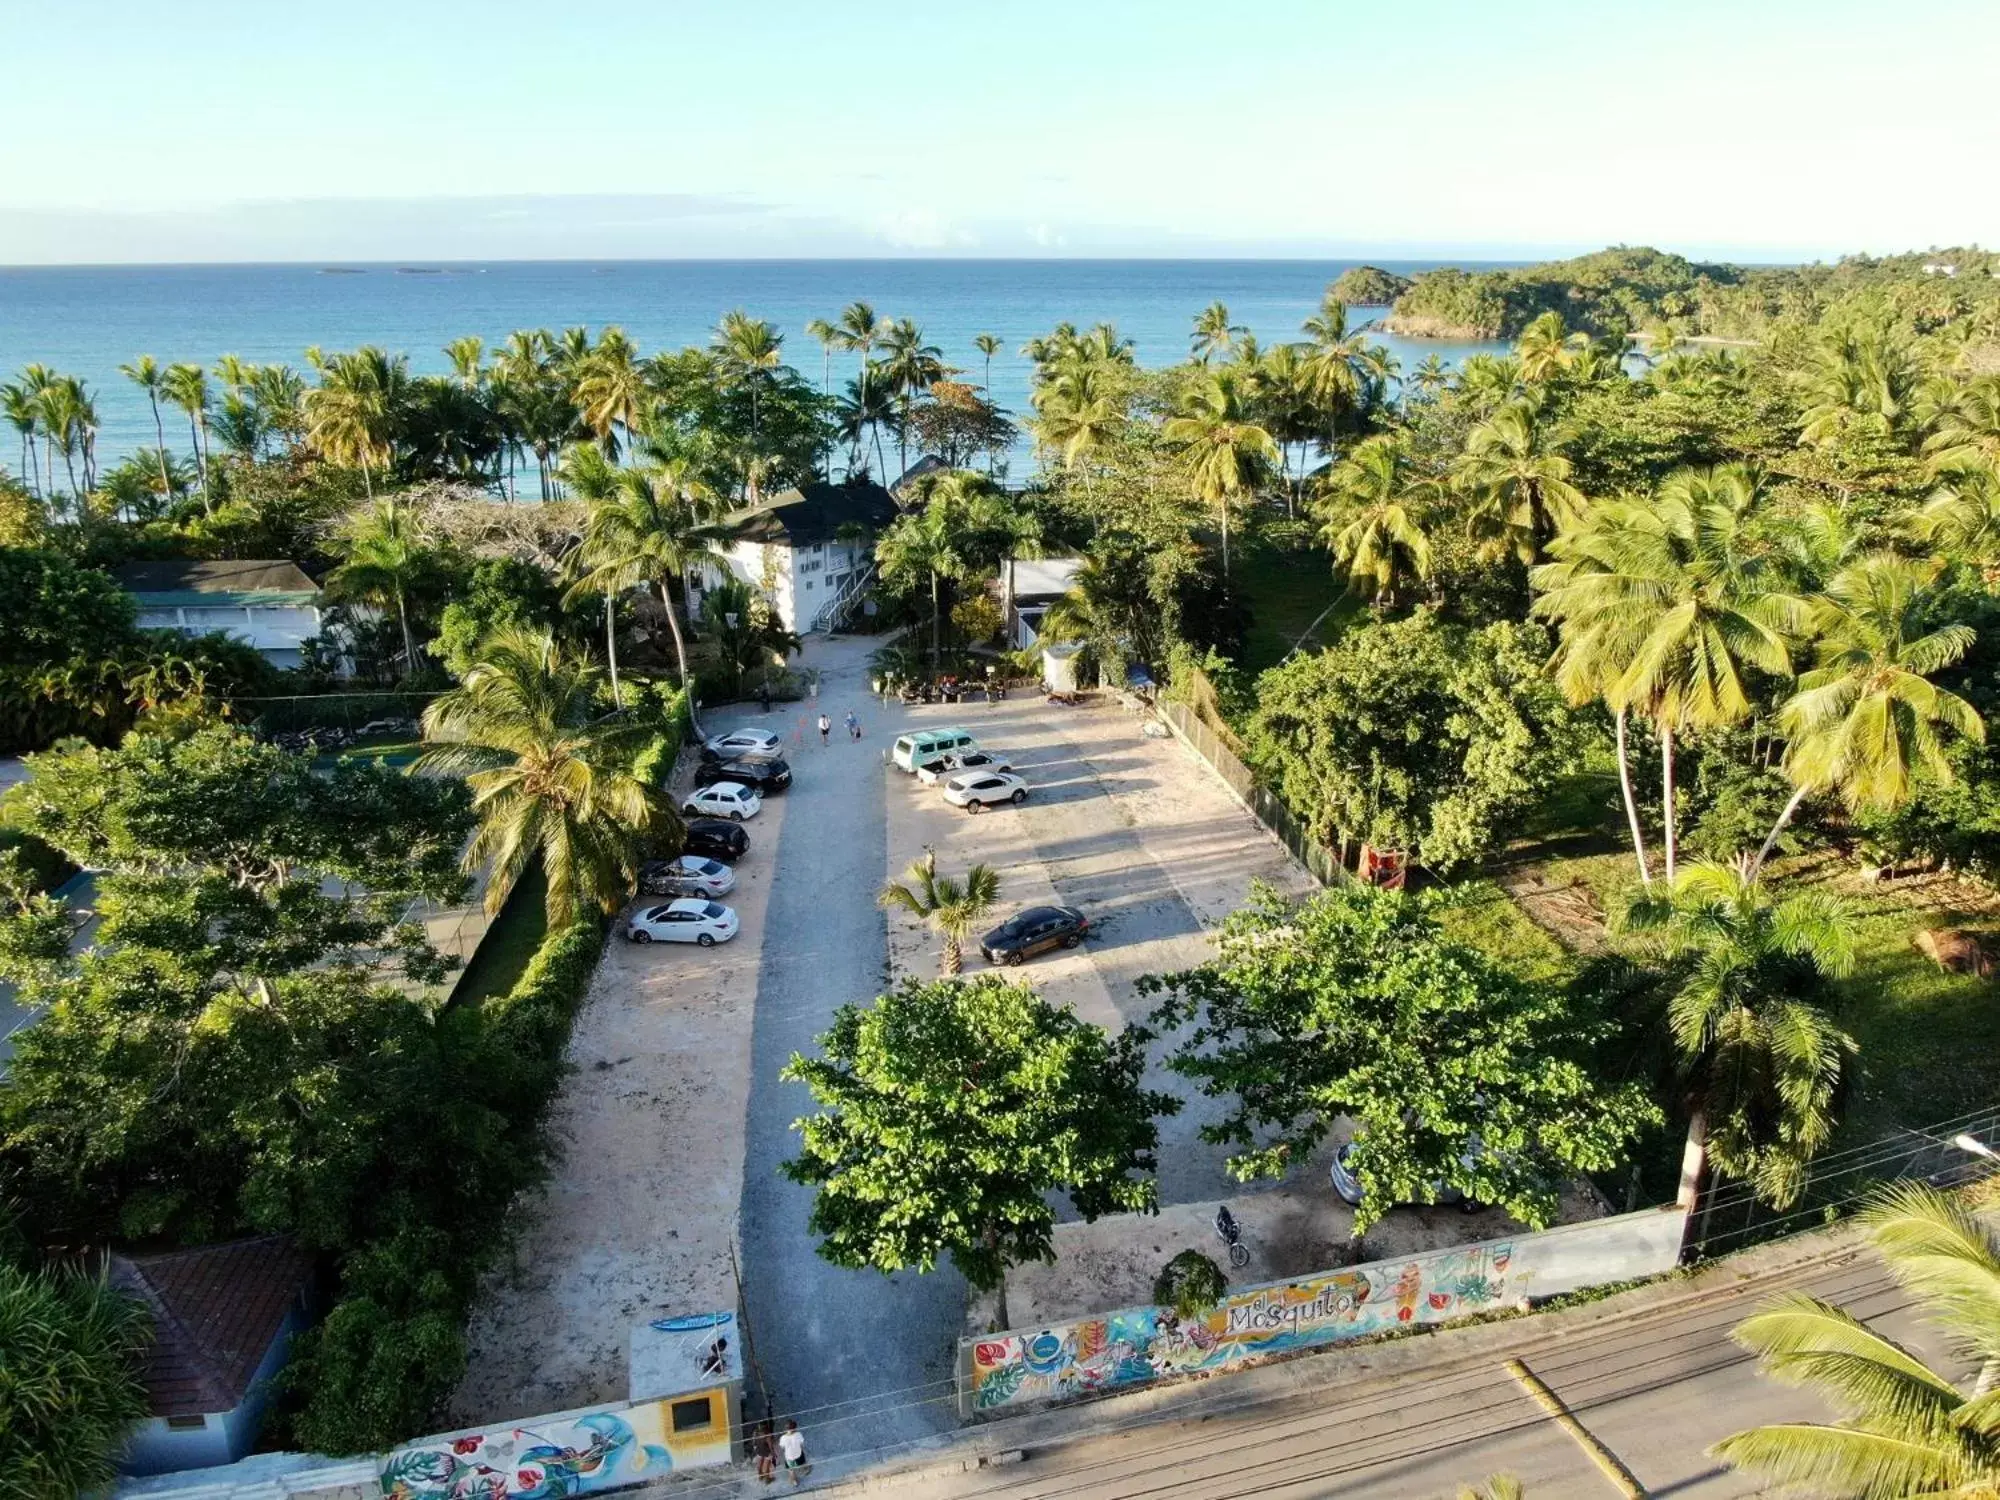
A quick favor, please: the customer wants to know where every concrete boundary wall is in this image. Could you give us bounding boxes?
[957,1202,1690,1418]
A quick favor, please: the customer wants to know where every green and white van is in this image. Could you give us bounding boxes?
[892,726,979,773]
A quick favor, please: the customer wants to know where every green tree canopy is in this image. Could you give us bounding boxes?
[0,548,134,666]
[1143,884,1660,1235]
[782,975,1178,1324]
[1249,611,1583,871]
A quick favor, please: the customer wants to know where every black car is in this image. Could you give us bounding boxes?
[683,817,749,863]
[693,756,792,793]
[980,905,1089,966]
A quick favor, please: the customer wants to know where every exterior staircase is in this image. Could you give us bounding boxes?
[811,562,876,634]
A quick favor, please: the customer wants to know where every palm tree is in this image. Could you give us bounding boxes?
[561,443,724,718]
[1190,301,1247,364]
[1713,1181,2000,1495]
[834,301,884,444]
[161,363,212,503]
[1163,371,1278,579]
[1534,464,1802,882]
[712,311,785,458]
[1920,372,2000,470]
[574,327,646,459]
[417,628,665,927]
[1410,354,1452,397]
[1621,859,1856,1207]
[1299,294,1391,462]
[1314,434,1435,606]
[1453,401,1587,564]
[878,847,1001,975]
[876,490,969,669]
[304,348,407,497]
[1754,554,1985,874]
[328,494,428,673]
[1911,460,2000,562]
[35,377,85,504]
[974,333,1002,395]
[879,318,945,478]
[445,335,486,389]
[1799,325,1921,447]
[2,380,41,497]
[1031,362,1125,482]
[1514,311,1573,384]
[119,355,175,499]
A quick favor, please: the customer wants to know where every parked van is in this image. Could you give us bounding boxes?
[893,726,979,773]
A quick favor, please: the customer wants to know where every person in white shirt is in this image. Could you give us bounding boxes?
[778,1420,809,1483]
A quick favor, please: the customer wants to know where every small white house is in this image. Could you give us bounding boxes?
[693,480,900,635]
[1002,556,1084,650]
[111,1236,314,1476]
[115,560,325,670]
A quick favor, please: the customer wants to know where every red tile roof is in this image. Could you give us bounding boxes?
[109,1235,312,1418]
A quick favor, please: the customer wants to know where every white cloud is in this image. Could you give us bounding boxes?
[873,209,976,251]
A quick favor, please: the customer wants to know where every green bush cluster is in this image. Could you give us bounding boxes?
[284,917,607,1453]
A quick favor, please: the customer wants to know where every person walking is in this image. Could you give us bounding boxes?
[752,1423,776,1485]
[758,681,771,714]
[778,1420,810,1484]
[843,710,860,741]
[817,712,831,747]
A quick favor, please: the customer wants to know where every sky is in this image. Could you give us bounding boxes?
[4,0,1997,265]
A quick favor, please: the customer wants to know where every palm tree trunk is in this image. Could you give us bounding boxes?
[395,584,416,676]
[930,571,942,670]
[942,934,962,976]
[1614,708,1652,887]
[1220,499,1230,580]
[149,395,171,497]
[1750,783,1811,880]
[658,580,699,733]
[604,593,623,709]
[1661,724,1679,884]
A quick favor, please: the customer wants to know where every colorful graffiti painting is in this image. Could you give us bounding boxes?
[966,1240,1515,1414]
[381,1406,675,1500]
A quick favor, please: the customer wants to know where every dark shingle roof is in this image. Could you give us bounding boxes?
[109,1235,312,1418]
[113,560,320,607]
[729,480,898,547]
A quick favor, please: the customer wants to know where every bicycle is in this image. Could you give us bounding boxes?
[1213,1204,1250,1268]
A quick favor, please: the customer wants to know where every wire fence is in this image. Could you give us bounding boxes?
[1158,700,1346,887]
[238,690,441,735]
[1689,1102,2000,1258]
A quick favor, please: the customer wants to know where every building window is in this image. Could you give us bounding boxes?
[670,1397,714,1434]
[166,1415,208,1431]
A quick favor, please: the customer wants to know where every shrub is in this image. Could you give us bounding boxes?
[0,1258,152,1500]
[1152,1249,1228,1318]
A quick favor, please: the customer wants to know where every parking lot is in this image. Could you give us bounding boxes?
[453,633,1335,1449]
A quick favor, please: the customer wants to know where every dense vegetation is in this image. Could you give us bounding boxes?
[5,240,1999,1466]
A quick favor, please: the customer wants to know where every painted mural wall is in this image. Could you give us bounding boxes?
[378,1397,731,1500]
[960,1205,1688,1417]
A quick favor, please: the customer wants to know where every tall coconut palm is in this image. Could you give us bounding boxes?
[574,327,645,459]
[878,846,1001,975]
[1031,362,1125,482]
[1754,554,1984,874]
[1453,401,1587,564]
[1911,460,2000,562]
[1621,859,1856,1207]
[878,318,945,478]
[1314,434,1436,606]
[834,301,884,442]
[1799,326,1921,448]
[119,355,175,499]
[1514,311,1574,384]
[160,363,213,503]
[561,443,724,719]
[1410,354,1452,397]
[1534,464,1803,881]
[1713,1181,2000,1496]
[1190,301,1247,364]
[1920,372,2000,470]
[712,311,785,456]
[328,494,428,673]
[417,628,665,927]
[304,348,406,497]
[1162,371,1278,579]
[974,333,1002,395]
[876,489,970,669]
[2,380,41,497]
[35,377,85,503]
[1299,294,1391,461]
[445,335,486,389]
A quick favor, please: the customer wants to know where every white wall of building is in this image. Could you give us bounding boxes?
[697,538,872,633]
[135,603,323,669]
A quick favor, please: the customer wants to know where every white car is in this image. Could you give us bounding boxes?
[943,770,1028,813]
[626,898,740,946]
[638,854,736,898]
[917,749,1014,786]
[704,728,783,759]
[682,782,763,820]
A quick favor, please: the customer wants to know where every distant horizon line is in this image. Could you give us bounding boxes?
[0,249,1817,273]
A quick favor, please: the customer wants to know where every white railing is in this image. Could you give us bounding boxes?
[811,561,876,633]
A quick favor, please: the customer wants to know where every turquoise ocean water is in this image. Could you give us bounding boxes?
[0,259,1512,470]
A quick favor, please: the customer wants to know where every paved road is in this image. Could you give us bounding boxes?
[733,639,967,1458]
[857,1238,1975,1500]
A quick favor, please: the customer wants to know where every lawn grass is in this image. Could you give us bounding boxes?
[1433,879,1579,986]
[451,864,549,1007]
[1234,532,1359,676]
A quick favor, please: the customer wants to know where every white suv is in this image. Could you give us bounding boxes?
[942,770,1028,813]
[682,781,763,820]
